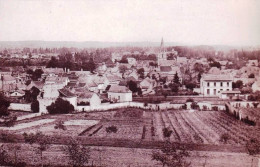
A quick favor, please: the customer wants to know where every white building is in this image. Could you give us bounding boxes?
[107,85,132,102]
[127,57,137,66]
[200,74,232,96]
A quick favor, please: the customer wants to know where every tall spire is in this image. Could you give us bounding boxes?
[160,37,164,48]
[160,37,165,52]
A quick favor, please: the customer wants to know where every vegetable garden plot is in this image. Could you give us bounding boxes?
[0,119,55,131]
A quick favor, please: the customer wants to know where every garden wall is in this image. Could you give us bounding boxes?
[76,101,185,112]
[9,103,31,112]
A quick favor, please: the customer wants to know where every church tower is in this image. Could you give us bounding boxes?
[157,37,167,66]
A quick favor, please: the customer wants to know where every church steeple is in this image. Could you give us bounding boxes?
[160,37,164,48]
[160,37,165,52]
[157,37,167,66]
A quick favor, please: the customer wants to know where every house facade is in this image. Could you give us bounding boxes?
[107,85,132,102]
[200,74,232,96]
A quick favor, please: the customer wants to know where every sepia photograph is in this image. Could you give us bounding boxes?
[0,0,260,166]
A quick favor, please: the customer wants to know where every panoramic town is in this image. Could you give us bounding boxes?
[0,0,260,167]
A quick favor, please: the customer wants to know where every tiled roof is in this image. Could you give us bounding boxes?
[202,74,232,81]
[125,76,137,82]
[87,81,98,87]
[106,75,122,82]
[160,66,172,72]
[78,92,95,99]
[208,67,221,75]
[108,85,131,93]
[59,88,75,97]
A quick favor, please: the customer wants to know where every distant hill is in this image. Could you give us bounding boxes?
[0,41,258,51]
[0,41,180,49]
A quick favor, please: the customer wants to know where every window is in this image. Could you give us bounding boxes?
[220,82,223,87]
[207,82,210,87]
[214,89,216,95]
[227,82,229,86]
[207,89,210,95]
[214,82,216,87]
[227,89,229,91]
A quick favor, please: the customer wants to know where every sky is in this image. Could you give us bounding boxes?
[0,0,259,46]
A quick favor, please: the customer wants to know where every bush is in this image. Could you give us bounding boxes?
[246,138,260,155]
[47,98,74,114]
[23,131,44,144]
[106,126,118,133]
[191,102,199,109]
[163,127,172,138]
[248,73,255,78]
[31,100,39,113]
[186,98,194,102]
[219,133,231,144]
[3,116,17,127]
[0,93,10,117]
[54,121,67,130]
[0,132,19,142]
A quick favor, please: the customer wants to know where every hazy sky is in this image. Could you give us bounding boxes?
[0,0,259,45]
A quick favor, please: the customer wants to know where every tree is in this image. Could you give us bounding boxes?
[169,83,179,93]
[174,72,180,84]
[119,65,127,78]
[198,73,202,83]
[152,141,190,167]
[185,82,196,91]
[86,58,96,72]
[32,69,43,81]
[0,93,10,117]
[128,80,138,93]
[31,100,39,113]
[63,138,90,167]
[248,73,255,78]
[137,68,145,79]
[46,56,59,68]
[24,86,40,103]
[232,80,243,89]
[119,57,128,63]
[193,63,204,74]
[209,61,221,69]
[47,98,74,114]
[149,62,157,67]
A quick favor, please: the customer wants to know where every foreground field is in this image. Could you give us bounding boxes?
[1,143,259,167]
[3,109,260,145]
